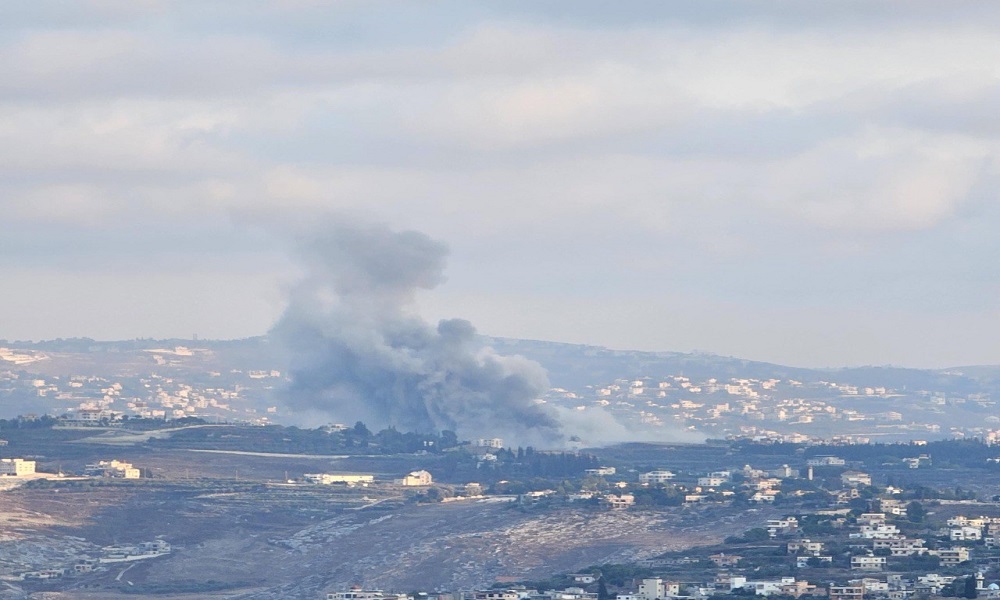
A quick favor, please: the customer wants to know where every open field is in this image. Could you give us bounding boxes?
[1,484,774,599]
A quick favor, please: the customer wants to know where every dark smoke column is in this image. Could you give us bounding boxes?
[271,221,563,446]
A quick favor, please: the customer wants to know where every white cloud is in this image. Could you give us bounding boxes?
[2,3,1000,365]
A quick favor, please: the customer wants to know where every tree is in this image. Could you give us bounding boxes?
[440,430,459,449]
[907,501,926,523]
[598,578,610,600]
[964,576,978,599]
[743,528,771,542]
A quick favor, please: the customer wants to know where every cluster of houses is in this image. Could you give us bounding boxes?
[944,515,1000,547]
[827,572,1000,600]
[835,509,975,571]
[0,354,282,425]
[100,539,171,563]
[83,459,142,479]
[0,456,143,480]
[579,372,989,442]
[324,574,1000,600]
[618,461,864,506]
[520,456,883,511]
[5,540,170,582]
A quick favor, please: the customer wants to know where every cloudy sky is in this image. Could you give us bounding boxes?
[2,1,999,369]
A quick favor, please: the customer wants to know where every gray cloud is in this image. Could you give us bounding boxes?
[271,221,565,446]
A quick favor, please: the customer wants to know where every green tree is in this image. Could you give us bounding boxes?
[743,527,771,542]
[598,578,610,600]
[907,501,926,523]
[964,576,978,599]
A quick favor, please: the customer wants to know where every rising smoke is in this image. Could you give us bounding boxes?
[271,221,564,446]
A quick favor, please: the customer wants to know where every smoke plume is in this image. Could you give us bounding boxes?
[272,221,563,446]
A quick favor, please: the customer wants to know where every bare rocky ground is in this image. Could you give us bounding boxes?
[0,476,776,600]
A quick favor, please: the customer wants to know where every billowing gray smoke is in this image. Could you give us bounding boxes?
[272,222,563,445]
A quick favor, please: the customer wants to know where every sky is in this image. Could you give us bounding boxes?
[2,1,1000,369]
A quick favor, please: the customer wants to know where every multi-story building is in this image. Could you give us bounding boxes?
[932,547,971,567]
[639,470,676,484]
[807,456,846,467]
[873,538,926,556]
[637,578,680,600]
[603,494,635,510]
[767,517,799,537]
[855,524,900,540]
[328,588,410,600]
[950,526,982,541]
[858,513,887,526]
[880,498,907,516]
[474,591,523,600]
[0,458,35,476]
[829,585,864,600]
[841,471,873,487]
[709,553,743,567]
[851,555,887,571]
[698,476,727,487]
[395,470,432,486]
[787,540,824,556]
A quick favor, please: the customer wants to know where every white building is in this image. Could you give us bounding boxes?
[767,517,799,537]
[854,524,901,540]
[851,555,887,571]
[787,540,824,556]
[639,470,676,484]
[304,473,374,486]
[858,513,887,526]
[796,556,832,568]
[950,526,982,542]
[841,471,873,487]
[638,578,680,600]
[807,456,846,466]
[328,587,409,600]
[881,498,908,516]
[395,470,432,486]
[698,476,727,487]
[476,438,504,449]
[728,576,810,597]
[586,467,616,476]
[873,538,927,556]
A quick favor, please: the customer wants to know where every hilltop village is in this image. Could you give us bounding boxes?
[4,339,1000,447]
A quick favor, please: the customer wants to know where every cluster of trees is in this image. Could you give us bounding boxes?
[0,415,57,430]
[118,579,250,595]
[514,563,652,591]
[732,439,1000,471]
[940,576,979,599]
[725,527,771,544]
[630,485,685,507]
[486,447,600,478]
[147,422,460,455]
